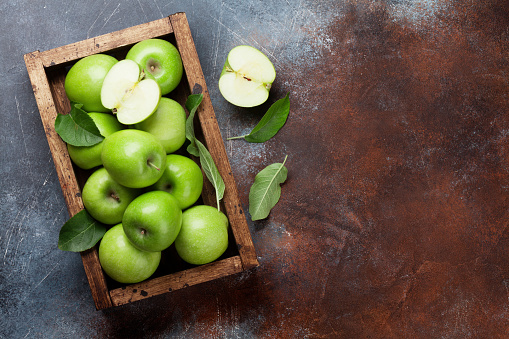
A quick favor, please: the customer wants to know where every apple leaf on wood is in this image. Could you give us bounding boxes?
[54,102,104,147]
[184,93,225,210]
[249,155,288,221]
[196,139,225,210]
[185,93,204,157]
[58,209,107,252]
[228,93,290,143]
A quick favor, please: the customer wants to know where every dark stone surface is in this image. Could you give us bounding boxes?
[2,0,509,337]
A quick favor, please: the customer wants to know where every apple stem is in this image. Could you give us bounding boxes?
[147,161,161,171]
[227,135,248,141]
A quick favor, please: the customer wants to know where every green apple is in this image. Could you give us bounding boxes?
[100,59,161,125]
[126,38,183,96]
[99,224,161,284]
[122,191,182,252]
[101,129,166,188]
[67,112,124,169]
[218,45,276,107]
[175,205,229,265]
[150,154,203,210]
[64,54,118,112]
[134,98,186,154]
[81,167,139,225]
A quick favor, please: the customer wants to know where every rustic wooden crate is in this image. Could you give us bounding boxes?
[23,12,258,310]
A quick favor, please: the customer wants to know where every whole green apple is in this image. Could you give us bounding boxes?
[175,205,229,265]
[101,129,166,188]
[64,54,118,112]
[122,191,182,252]
[67,112,124,169]
[134,98,186,154]
[125,38,183,95]
[99,224,161,284]
[81,167,139,225]
[150,154,203,210]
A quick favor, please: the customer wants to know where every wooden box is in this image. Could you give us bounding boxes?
[23,13,258,310]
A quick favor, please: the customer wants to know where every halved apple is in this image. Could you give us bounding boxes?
[101,59,161,125]
[218,45,276,108]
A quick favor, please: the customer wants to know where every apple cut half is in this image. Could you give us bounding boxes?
[218,45,276,108]
[101,59,161,125]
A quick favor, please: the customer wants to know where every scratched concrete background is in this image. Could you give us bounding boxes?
[2,0,509,337]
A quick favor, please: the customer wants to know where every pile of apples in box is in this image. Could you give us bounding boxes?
[57,38,278,285]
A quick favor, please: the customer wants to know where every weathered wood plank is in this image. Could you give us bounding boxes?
[38,16,174,67]
[109,256,243,306]
[23,51,82,216]
[170,12,259,270]
[23,51,113,310]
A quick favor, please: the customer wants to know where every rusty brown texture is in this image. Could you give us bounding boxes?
[88,1,509,337]
[260,0,509,337]
[214,0,509,337]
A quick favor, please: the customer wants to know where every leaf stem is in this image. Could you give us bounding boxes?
[282,154,288,166]
[227,135,248,141]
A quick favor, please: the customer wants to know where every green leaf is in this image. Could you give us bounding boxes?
[196,139,225,210]
[185,93,204,157]
[249,155,288,221]
[58,209,107,252]
[229,93,290,143]
[184,93,225,209]
[54,102,104,147]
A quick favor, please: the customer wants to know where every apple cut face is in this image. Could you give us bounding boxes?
[101,59,161,125]
[218,45,276,108]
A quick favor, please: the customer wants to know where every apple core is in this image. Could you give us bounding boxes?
[218,45,276,107]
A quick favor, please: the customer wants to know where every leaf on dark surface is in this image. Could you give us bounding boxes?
[249,155,288,221]
[245,93,290,143]
[228,93,290,143]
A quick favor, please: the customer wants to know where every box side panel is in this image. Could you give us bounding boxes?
[23,51,112,310]
[38,16,174,67]
[80,249,113,310]
[170,13,259,270]
[109,255,243,306]
[23,52,83,216]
